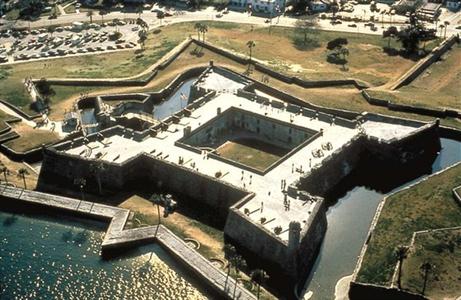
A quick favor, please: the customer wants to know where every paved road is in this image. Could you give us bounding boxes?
[2,5,460,37]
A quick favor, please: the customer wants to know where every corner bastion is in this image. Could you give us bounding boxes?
[37,65,441,282]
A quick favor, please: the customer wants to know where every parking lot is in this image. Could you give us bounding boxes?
[0,20,141,64]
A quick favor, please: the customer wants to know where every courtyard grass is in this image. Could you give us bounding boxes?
[356,163,461,289]
[217,140,283,171]
[400,229,461,299]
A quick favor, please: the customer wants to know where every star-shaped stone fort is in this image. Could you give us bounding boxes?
[37,65,440,281]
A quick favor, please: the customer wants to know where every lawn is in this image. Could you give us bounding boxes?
[368,45,461,111]
[356,163,461,288]
[216,140,283,171]
[400,229,461,299]
[3,123,60,152]
[2,21,458,130]
[44,40,461,130]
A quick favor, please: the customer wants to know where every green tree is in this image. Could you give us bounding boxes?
[0,165,9,184]
[199,23,208,43]
[294,17,317,48]
[224,244,237,290]
[35,78,56,106]
[138,29,148,49]
[19,0,45,19]
[194,22,203,40]
[251,269,268,300]
[231,254,247,299]
[17,168,29,189]
[157,11,165,26]
[443,21,450,39]
[246,40,256,62]
[47,25,57,37]
[420,262,432,295]
[383,26,399,48]
[90,161,105,195]
[87,10,94,24]
[99,9,108,23]
[395,245,409,289]
[75,177,86,210]
[135,5,143,18]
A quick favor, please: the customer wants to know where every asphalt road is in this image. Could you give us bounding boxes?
[3,4,458,37]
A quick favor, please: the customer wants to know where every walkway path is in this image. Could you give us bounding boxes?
[0,184,256,300]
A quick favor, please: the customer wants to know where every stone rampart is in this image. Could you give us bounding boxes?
[38,146,248,219]
[391,35,460,90]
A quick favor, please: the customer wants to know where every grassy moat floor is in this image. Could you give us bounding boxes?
[356,163,461,299]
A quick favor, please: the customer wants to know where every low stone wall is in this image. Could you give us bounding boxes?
[246,81,360,120]
[38,39,194,88]
[361,90,461,119]
[391,35,460,90]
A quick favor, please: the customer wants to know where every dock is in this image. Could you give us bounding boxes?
[0,185,256,300]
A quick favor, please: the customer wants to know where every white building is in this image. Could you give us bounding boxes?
[446,0,461,10]
[229,0,286,15]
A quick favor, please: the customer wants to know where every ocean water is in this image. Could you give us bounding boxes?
[0,212,212,299]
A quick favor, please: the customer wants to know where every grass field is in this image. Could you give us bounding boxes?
[1,21,458,134]
[3,123,60,152]
[44,40,461,130]
[356,164,461,288]
[369,44,461,111]
[400,229,461,299]
[216,139,284,171]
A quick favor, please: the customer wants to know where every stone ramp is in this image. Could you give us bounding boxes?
[0,185,256,300]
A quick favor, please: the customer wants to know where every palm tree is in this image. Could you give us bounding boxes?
[0,165,9,184]
[87,11,94,24]
[157,11,165,26]
[194,22,203,40]
[90,161,105,195]
[99,9,108,23]
[47,25,57,37]
[395,245,409,289]
[199,24,208,43]
[232,254,247,299]
[224,244,237,290]
[138,29,148,50]
[151,190,176,238]
[434,17,439,32]
[150,194,163,237]
[339,46,349,70]
[135,5,143,18]
[439,24,444,38]
[420,262,432,295]
[251,269,267,300]
[443,21,450,39]
[17,168,29,189]
[76,177,86,210]
[247,40,256,63]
